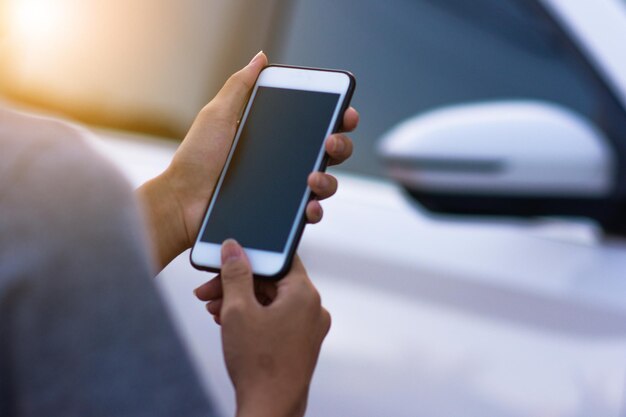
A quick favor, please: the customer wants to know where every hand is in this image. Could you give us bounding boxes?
[204,239,331,417]
[138,52,359,270]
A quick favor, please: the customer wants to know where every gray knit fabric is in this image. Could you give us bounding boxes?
[0,108,216,417]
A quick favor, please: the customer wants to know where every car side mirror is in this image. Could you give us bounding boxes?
[378,101,620,230]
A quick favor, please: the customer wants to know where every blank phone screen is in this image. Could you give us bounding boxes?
[200,86,341,252]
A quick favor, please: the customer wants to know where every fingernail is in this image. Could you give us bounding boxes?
[331,136,345,153]
[221,239,243,263]
[193,288,200,298]
[249,50,264,66]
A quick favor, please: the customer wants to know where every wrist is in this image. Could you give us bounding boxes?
[234,385,308,417]
[236,402,306,417]
[137,172,189,270]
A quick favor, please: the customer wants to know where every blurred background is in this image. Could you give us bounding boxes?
[3,0,626,416]
[1,0,604,173]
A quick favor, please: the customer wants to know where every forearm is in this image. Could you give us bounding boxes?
[137,173,189,271]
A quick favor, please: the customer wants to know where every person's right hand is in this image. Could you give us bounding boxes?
[204,239,331,417]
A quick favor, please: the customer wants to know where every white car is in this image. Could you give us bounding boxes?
[6,0,626,415]
[91,1,626,416]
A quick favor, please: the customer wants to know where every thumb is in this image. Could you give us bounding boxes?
[210,51,268,124]
[220,239,255,308]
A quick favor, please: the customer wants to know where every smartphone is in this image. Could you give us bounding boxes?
[190,65,356,279]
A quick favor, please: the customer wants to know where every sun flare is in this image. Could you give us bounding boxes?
[6,0,66,47]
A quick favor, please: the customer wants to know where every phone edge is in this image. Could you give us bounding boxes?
[189,64,357,279]
[260,65,356,280]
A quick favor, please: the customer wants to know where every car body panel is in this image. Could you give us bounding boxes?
[96,130,626,416]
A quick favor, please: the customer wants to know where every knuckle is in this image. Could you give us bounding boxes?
[222,298,248,319]
[229,69,254,92]
[198,102,237,128]
[197,101,216,120]
[321,308,332,335]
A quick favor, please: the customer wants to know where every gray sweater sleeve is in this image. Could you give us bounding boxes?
[0,110,217,417]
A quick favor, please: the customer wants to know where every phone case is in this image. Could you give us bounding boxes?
[190,64,356,279]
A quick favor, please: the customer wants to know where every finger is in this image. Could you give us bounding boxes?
[273,255,317,306]
[290,254,307,273]
[206,299,223,315]
[305,201,323,224]
[220,239,256,308]
[275,255,307,289]
[213,315,222,325]
[204,51,268,125]
[326,134,353,166]
[308,172,338,200]
[180,52,268,180]
[339,107,359,133]
[194,275,222,301]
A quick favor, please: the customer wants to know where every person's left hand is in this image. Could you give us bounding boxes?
[138,52,359,270]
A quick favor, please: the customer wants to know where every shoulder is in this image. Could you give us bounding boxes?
[0,107,150,280]
[0,107,139,246]
[0,107,131,202]
[0,107,92,154]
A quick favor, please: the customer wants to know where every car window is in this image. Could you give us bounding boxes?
[277,0,622,178]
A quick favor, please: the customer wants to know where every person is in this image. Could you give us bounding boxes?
[0,51,359,417]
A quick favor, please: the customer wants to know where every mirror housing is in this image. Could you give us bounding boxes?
[378,101,624,231]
